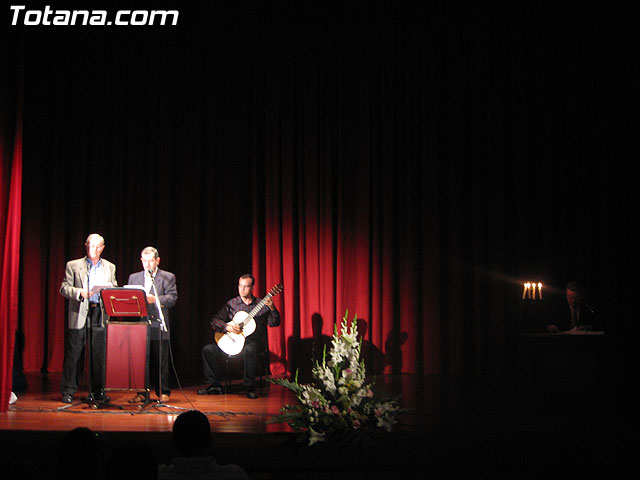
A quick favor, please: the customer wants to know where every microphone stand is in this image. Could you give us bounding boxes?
[85,269,96,406]
[149,270,169,408]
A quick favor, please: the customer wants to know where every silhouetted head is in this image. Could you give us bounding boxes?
[172,410,211,457]
[56,427,104,480]
[356,318,368,341]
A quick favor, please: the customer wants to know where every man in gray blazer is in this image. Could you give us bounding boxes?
[127,246,178,403]
[59,233,117,403]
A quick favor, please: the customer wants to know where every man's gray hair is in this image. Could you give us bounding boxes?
[141,246,159,258]
[85,233,105,246]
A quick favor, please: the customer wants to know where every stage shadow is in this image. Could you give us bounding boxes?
[288,314,408,382]
[287,313,332,383]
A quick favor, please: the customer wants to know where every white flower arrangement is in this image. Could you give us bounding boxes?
[268,310,401,446]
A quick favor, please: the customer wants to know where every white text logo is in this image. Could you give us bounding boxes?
[10,5,179,26]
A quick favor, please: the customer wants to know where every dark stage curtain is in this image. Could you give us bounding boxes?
[10,3,631,387]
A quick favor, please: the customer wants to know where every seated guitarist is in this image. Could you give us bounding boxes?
[198,274,280,399]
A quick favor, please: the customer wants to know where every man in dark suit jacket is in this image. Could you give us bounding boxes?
[59,233,117,403]
[127,246,178,403]
[547,281,602,332]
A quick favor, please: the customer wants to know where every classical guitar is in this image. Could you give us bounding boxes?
[215,283,283,355]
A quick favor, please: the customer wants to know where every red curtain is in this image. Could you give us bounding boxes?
[0,41,23,411]
[13,4,630,387]
[249,150,513,378]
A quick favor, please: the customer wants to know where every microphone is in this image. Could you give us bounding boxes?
[148,269,155,278]
[584,303,597,313]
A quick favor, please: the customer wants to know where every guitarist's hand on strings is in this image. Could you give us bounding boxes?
[226,323,243,334]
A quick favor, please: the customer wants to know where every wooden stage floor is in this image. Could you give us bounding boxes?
[0,371,631,478]
[2,372,302,434]
[3,372,432,434]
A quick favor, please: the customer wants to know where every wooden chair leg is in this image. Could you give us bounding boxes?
[224,355,231,393]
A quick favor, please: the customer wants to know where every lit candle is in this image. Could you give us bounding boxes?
[525,282,531,299]
[522,283,527,299]
[531,282,535,300]
[538,283,543,299]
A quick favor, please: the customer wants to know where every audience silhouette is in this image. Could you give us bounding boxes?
[54,427,106,480]
[158,409,249,480]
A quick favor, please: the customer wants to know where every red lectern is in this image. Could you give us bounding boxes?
[100,288,150,394]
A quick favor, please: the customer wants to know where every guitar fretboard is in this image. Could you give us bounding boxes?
[245,293,273,321]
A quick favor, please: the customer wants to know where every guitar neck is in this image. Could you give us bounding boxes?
[246,293,273,320]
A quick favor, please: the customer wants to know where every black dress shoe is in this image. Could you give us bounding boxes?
[246,389,257,399]
[93,392,111,403]
[197,385,223,395]
[61,394,73,403]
